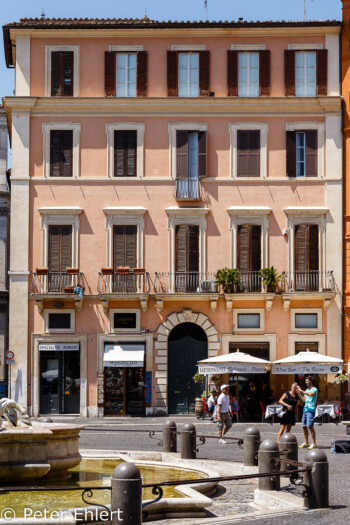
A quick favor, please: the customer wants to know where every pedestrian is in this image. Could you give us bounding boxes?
[217,384,232,444]
[297,376,318,449]
[277,382,299,443]
[207,390,218,421]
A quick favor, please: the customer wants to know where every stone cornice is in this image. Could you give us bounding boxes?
[2,97,342,123]
[284,206,329,216]
[38,206,83,215]
[227,206,272,216]
[166,207,209,217]
[103,206,147,216]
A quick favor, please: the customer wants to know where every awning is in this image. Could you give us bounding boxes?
[198,351,270,375]
[103,344,145,368]
[271,351,343,375]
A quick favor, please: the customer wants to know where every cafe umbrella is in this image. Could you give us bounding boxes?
[197,349,271,397]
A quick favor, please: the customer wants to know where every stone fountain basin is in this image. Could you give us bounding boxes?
[0,422,83,481]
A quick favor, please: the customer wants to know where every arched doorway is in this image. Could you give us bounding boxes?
[168,322,208,414]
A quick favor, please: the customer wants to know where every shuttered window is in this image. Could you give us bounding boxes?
[237,225,261,271]
[286,130,318,178]
[237,130,260,177]
[113,225,137,269]
[50,130,73,177]
[295,224,319,272]
[227,50,270,97]
[104,51,148,97]
[285,49,327,96]
[176,130,207,178]
[168,50,210,97]
[48,225,72,272]
[175,225,199,272]
[114,131,137,177]
[51,51,74,96]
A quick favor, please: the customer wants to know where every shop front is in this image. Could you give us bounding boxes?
[103,343,146,416]
[39,342,80,414]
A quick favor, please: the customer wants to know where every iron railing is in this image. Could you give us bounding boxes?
[282,270,334,293]
[97,270,151,294]
[153,272,218,294]
[175,178,201,200]
[31,271,85,294]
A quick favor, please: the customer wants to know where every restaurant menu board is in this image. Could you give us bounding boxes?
[145,371,152,406]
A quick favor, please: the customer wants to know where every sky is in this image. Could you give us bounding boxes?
[0,0,342,100]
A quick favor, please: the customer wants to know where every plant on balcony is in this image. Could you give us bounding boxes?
[258,266,283,293]
[116,266,130,275]
[192,372,205,384]
[215,268,240,293]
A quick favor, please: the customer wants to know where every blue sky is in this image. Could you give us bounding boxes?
[0,0,342,99]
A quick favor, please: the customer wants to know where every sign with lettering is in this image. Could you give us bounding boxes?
[272,364,341,375]
[198,364,267,374]
[39,343,80,352]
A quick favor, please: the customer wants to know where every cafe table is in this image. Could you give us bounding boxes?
[315,402,339,420]
[265,403,285,420]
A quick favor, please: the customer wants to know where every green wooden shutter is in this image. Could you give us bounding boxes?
[114,131,137,177]
[316,49,328,96]
[295,224,307,272]
[48,225,72,272]
[51,52,73,96]
[198,131,207,178]
[306,130,318,177]
[176,131,189,179]
[199,51,210,97]
[126,131,137,177]
[249,131,260,177]
[50,130,73,177]
[227,50,238,96]
[259,50,270,96]
[284,50,296,96]
[286,131,296,177]
[188,225,199,272]
[167,51,178,96]
[308,225,319,271]
[105,51,116,96]
[237,131,260,177]
[137,51,148,97]
[51,52,62,96]
[175,225,187,272]
[113,225,137,268]
[250,226,261,271]
[237,225,250,271]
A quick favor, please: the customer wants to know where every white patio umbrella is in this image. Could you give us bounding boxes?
[272,350,343,375]
[198,349,271,397]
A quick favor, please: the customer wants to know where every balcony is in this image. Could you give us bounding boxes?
[154,272,218,294]
[175,179,202,201]
[31,269,85,312]
[97,269,151,312]
[282,270,335,293]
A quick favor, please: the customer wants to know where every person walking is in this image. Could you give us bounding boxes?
[297,376,318,449]
[277,383,299,443]
[207,390,218,421]
[217,384,232,444]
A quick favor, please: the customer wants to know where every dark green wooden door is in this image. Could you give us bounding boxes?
[168,323,208,414]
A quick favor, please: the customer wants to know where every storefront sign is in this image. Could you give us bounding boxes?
[39,343,80,352]
[198,364,267,374]
[104,360,144,367]
[103,344,145,368]
[272,364,341,375]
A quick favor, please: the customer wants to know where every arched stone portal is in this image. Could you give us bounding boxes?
[154,309,219,415]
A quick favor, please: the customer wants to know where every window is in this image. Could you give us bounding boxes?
[295,342,319,353]
[105,51,148,97]
[284,49,327,96]
[110,309,141,332]
[48,225,73,292]
[176,130,207,198]
[238,52,259,97]
[295,314,318,329]
[296,132,306,177]
[116,53,137,97]
[294,224,319,291]
[227,49,270,97]
[114,131,137,177]
[51,51,74,96]
[233,309,265,332]
[44,310,75,333]
[167,50,210,97]
[237,225,261,292]
[291,309,322,332]
[237,130,260,177]
[286,131,318,178]
[178,53,199,97]
[175,225,199,292]
[238,314,260,329]
[50,130,73,178]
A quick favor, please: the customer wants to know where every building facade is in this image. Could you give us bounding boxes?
[0,106,9,396]
[3,17,343,417]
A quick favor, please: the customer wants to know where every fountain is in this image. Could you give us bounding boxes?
[0,398,82,481]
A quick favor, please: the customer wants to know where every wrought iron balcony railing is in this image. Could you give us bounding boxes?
[175,178,201,200]
[282,270,335,293]
[154,272,218,294]
[31,271,85,294]
[98,270,151,294]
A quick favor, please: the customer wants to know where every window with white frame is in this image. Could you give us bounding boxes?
[286,123,324,179]
[109,309,141,333]
[45,46,80,97]
[178,53,199,97]
[106,123,145,179]
[295,51,316,97]
[116,53,137,97]
[291,308,322,332]
[44,309,75,333]
[229,123,268,179]
[233,308,265,332]
[42,123,81,179]
[168,122,207,179]
[238,52,259,97]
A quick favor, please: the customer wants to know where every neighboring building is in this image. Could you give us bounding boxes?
[0,106,10,396]
[2,17,343,417]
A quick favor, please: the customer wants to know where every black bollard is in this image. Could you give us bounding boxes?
[111,462,142,525]
[243,426,260,466]
[258,439,280,491]
[303,449,329,509]
[279,432,298,477]
[181,423,196,459]
[163,420,177,452]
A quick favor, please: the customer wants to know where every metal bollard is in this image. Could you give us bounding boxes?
[163,420,177,452]
[279,432,298,477]
[181,423,196,459]
[243,426,260,466]
[111,462,142,525]
[303,449,329,509]
[258,439,280,491]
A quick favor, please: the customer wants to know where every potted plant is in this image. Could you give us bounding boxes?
[192,372,205,384]
[101,267,114,276]
[258,266,283,293]
[66,267,80,275]
[333,373,348,385]
[215,267,240,293]
[36,268,48,276]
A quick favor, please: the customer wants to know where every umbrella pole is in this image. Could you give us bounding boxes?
[236,373,239,398]
[205,374,209,398]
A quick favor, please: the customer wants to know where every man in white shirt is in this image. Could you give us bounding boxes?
[217,384,232,444]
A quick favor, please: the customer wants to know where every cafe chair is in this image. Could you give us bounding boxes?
[260,401,266,422]
[335,401,343,423]
[232,403,240,423]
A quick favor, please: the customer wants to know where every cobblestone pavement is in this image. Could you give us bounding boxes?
[48,416,350,524]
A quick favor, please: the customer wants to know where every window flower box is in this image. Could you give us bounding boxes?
[36,268,48,276]
[101,267,114,276]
